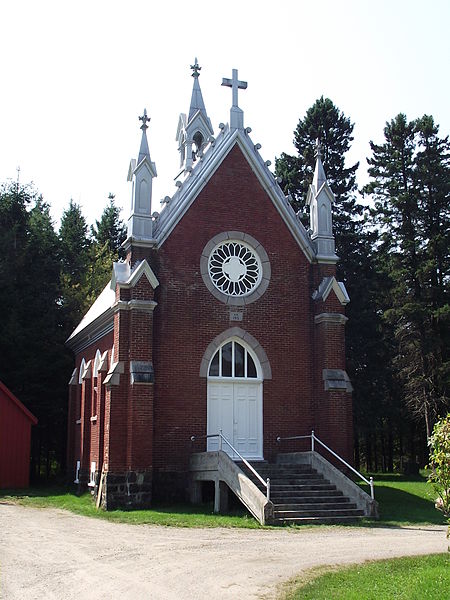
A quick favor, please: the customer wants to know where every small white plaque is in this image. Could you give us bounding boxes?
[229,311,243,322]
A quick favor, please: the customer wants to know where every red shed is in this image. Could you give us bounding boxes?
[0,380,37,489]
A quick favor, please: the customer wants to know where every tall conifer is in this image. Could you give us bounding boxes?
[364,114,450,437]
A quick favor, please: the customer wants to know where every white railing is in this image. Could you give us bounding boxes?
[191,430,271,501]
[276,430,375,500]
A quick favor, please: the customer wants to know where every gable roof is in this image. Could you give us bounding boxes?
[154,126,315,261]
[0,380,38,425]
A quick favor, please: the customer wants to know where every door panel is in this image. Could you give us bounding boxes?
[207,381,262,459]
[207,383,233,452]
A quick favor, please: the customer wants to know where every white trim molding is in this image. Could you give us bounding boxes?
[104,361,125,387]
[314,313,348,325]
[113,299,158,313]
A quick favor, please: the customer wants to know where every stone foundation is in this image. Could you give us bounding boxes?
[101,470,153,510]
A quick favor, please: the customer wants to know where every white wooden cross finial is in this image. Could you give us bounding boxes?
[222,69,247,108]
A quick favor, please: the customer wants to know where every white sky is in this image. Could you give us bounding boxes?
[1,0,449,228]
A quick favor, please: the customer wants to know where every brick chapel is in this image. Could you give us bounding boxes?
[66,63,353,509]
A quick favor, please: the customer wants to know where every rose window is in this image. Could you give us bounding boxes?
[208,241,261,297]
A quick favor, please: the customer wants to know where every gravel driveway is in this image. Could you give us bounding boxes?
[0,502,447,599]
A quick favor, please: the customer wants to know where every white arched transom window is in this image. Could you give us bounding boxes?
[208,339,258,379]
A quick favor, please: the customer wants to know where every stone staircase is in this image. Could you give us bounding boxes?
[237,461,365,525]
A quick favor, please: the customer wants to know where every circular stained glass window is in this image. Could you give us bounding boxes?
[208,241,262,297]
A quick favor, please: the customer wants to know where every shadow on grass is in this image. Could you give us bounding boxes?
[373,486,443,524]
[0,484,72,499]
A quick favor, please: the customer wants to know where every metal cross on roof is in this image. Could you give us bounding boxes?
[191,58,201,78]
[222,69,247,108]
[139,108,151,131]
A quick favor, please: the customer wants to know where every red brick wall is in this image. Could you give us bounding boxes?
[69,333,114,481]
[152,144,319,470]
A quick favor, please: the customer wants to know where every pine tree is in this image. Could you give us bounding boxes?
[59,200,91,330]
[90,193,126,255]
[275,98,386,468]
[275,96,360,232]
[88,193,126,303]
[0,182,33,394]
[27,197,71,477]
[0,182,71,478]
[364,113,450,438]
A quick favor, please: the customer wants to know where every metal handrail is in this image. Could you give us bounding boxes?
[191,430,271,501]
[276,430,375,500]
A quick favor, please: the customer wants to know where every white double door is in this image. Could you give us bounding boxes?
[207,381,263,459]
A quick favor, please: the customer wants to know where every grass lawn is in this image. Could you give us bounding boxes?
[0,485,261,529]
[1,470,447,529]
[282,553,449,600]
[357,470,447,527]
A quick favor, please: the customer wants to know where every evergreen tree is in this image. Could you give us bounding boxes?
[275,96,360,233]
[91,193,126,255]
[0,182,71,478]
[364,114,450,438]
[88,193,126,303]
[59,200,91,330]
[275,98,387,468]
[0,182,33,395]
[26,197,71,476]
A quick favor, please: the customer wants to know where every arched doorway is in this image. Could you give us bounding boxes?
[207,337,263,459]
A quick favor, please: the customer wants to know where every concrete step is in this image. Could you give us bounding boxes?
[272,515,364,525]
[273,501,355,511]
[270,483,337,492]
[273,508,364,519]
[269,477,327,486]
[248,472,321,481]
[269,494,349,504]
[270,488,343,498]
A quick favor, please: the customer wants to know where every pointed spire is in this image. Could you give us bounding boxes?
[125,109,157,246]
[138,109,151,163]
[305,137,337,262]
[188,58,208,122]
[176,60,214,172]
[313,138,327,190]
